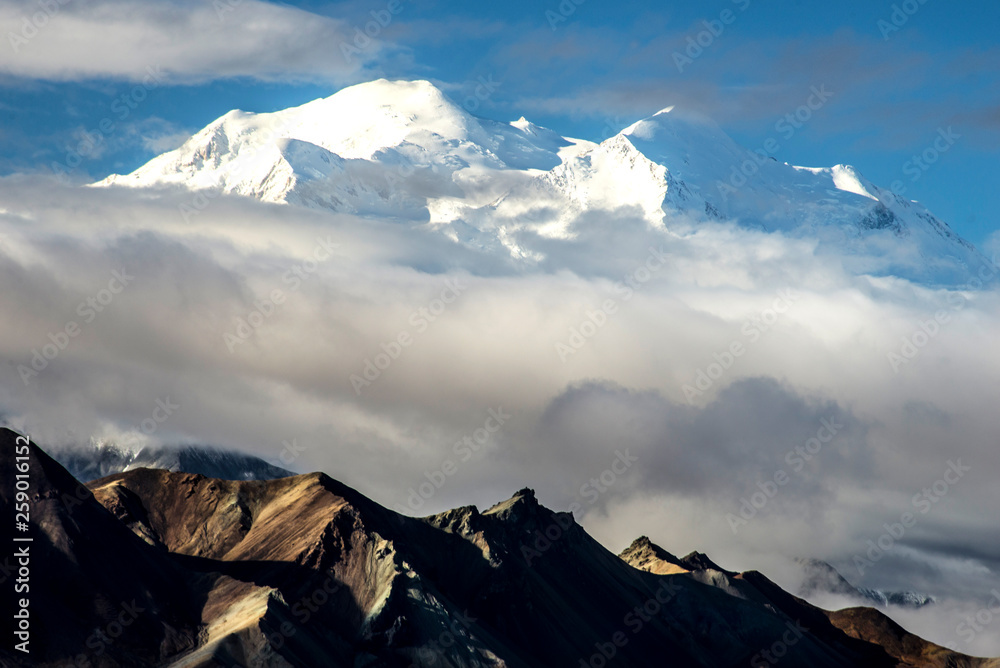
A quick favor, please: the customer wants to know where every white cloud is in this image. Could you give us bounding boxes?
[139,125,193,154]
[0,0,388,84]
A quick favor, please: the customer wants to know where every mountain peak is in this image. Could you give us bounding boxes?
[95,78,985,285]
[619,104,739,158]
[620,535,689,575]
[484,486,540,518]
[794,557,935,609]
[313,77,454,110]
[680,550,732,573]
[48,440,294,483]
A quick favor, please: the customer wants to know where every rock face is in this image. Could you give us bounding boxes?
[2,428,999,668]
[618,535,690,575]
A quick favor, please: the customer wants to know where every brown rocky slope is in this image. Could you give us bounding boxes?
[2,428,998,668]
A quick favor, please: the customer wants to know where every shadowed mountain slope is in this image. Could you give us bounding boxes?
[2,429,998,667]
[0,428,201,666]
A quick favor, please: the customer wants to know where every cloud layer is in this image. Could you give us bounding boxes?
[1,176,999,654]
[1,0,387,83]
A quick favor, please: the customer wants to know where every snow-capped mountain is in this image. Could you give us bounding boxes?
[97,78,985,284]
[99,79,580,220]
[49,441,294,482]
[795,558,935,609]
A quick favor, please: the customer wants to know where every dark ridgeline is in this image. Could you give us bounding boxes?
[1,428,997,667]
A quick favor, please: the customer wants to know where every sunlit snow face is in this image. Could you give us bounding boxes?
[93,80,985,287]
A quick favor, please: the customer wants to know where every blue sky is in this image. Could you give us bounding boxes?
[1,0,997,245]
